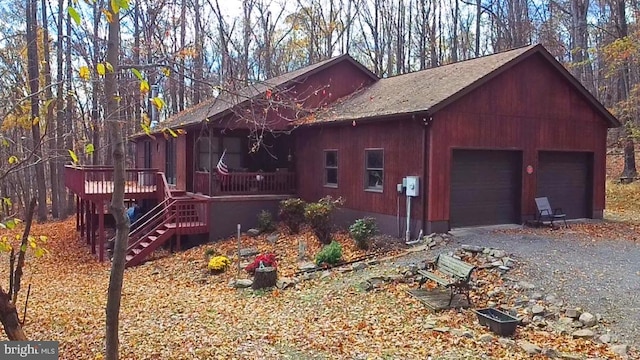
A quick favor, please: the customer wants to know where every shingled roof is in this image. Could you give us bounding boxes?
[156,54,377,131]
[308,44,620,128]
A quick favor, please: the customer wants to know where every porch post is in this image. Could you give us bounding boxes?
[98,200,105,262]
[80,199,85,237]
[76,195,80,230]
[91,202,96,254]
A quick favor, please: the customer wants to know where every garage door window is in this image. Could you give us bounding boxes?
[365,149,384,191]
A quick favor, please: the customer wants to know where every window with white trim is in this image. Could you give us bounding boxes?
[324,150,338,187]
[365,149,384,191]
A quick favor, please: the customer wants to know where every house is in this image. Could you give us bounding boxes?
[65,44,620,267]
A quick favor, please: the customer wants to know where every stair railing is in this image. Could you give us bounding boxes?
[128,196,174,245]
[126,207,177,253]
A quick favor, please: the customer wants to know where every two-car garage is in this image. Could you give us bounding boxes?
[449,149,593,227]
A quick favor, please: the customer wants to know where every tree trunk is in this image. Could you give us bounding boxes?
[55,0,67,218]
[252,267,277,290]
[42,0,60,219]
[0,198,36,341]
[104,7,128,360]
[0,292,27,341]
[26,0,48,222]
[621,138,637,182]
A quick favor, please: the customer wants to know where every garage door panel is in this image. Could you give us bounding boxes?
[537,152,591,219]
[451,150,521,227]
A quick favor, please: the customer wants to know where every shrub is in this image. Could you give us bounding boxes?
[315,240,342,266]
[304,196,343,244]
[349,217,378,250]
[208,255,231,272]
[279,198,306,234]
[257,210,276,233]
[204,248,218,258]
[245,253,277,273]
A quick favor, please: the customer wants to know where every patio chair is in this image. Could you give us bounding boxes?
[534,197,568,228]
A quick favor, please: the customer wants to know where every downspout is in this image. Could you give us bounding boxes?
[422,114,430,236]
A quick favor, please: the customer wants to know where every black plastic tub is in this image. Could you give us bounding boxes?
[473,308,519,337]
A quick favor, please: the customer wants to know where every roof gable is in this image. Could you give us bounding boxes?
[310,44,620,128]
[156,54,378,131]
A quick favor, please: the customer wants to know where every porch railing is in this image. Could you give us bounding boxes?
[194,171,296,196]
[64,165,159,196]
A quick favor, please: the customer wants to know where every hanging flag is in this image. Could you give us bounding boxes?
[216,149,229,176]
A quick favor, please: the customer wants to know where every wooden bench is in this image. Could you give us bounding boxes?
[417,254,476,306]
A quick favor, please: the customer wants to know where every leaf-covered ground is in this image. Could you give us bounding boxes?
[0,220,627,359]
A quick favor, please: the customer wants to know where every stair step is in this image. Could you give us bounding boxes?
[132,248,142,255]
[156,229,167,235]
[126,255,133,262]
[141,241,151,248]
[147,236,158,242]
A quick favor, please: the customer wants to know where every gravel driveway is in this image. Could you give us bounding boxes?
[401,223,640,350]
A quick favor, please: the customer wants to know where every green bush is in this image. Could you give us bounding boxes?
[257,210,276,233]
[279,198,306,234]
[349,217,378,250]
[315,240,342,266]
[304,196,343,244]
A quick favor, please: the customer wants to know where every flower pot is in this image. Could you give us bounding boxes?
[473,307,519,337]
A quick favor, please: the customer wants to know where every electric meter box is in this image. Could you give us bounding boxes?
[405,176,420,197]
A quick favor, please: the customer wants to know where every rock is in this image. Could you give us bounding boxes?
[499,338,516,347]
[478,333,494,342]
[559,354,584,359]
[351,262,368,271]
[298,261,316,271]
[247,228,260,237]
[558,317,574,325]
[565,308,581,319]
[461,330,474,339]
[519,281,536,290]
[498,265,511,271]
[597,334,611,344]
[531,292,544,300]
[276,277,295,289]
[542,347,559,358]
[572,329,595,339]
[491,261,504,267]
[239,247,259,257]
[433,327,449,333]
[487,301,497,308]
[502,257,515,267]
[545,294,558,303]
[267,233,279,244]
[385,274,405,282]
[320,270,332,279]
[610,344,629,357]
[532,305,545,315]
[461,244,484,253]
[519,340,542,355]
[579,312,597,327]
[491,249,507,258]
[233,279,253,288]
[423,321,436,330]
[533,315,545,323]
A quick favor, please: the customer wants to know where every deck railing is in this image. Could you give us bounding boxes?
[64,165,159,196]
[194,171,296,196]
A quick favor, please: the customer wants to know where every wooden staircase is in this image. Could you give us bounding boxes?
[124,174,209,267]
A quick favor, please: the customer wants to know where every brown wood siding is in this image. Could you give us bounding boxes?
[428,53,608,224]
[296,119,425,222]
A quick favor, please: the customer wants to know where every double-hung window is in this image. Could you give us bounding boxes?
[365,149,384,191]
[324,150,338,187]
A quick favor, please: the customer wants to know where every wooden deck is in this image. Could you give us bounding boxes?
[65,165,162,200]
